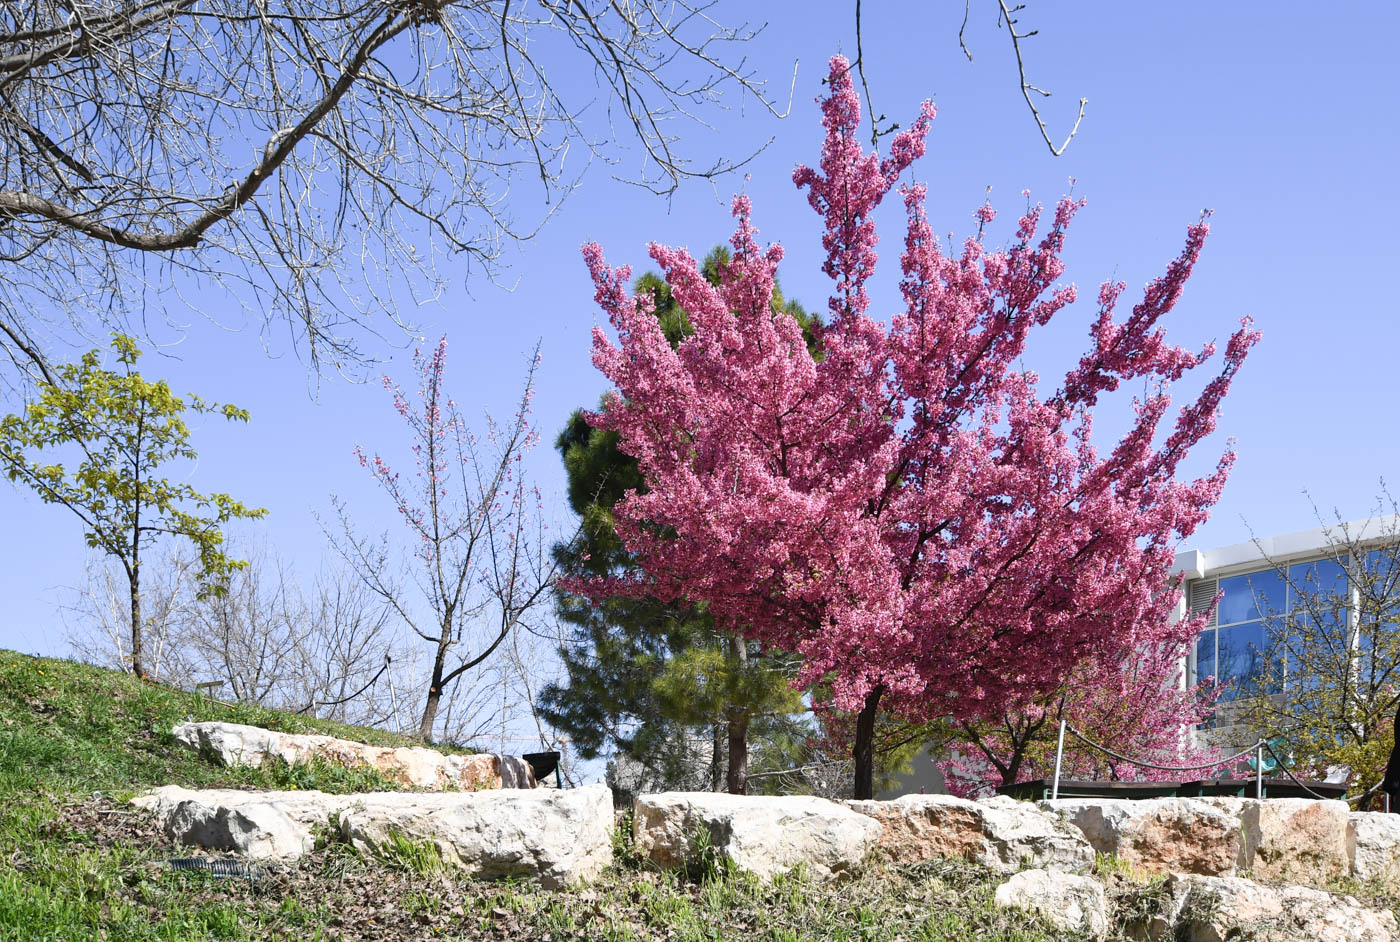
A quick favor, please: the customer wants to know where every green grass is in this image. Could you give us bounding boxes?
[0,649,1096,940]
[0,648,458,799]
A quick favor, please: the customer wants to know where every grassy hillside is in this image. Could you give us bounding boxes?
[0,648,449,799]
[12,648,1377,942]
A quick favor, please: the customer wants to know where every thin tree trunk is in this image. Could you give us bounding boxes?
[128,539,146,680]
[130,413,146,680]
[853,686,883,800]
[129,568,144,680]
[709,722,725,792]
[726,713,750,795]
[418,639,450,741]
[725,634,750,795]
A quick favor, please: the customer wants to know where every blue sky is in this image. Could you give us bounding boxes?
[2,1,1397,660]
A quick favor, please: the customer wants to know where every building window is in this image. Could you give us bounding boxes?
[1189,557,1347,700]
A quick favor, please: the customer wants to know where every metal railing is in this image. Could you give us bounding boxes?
[1049,719,1386,806]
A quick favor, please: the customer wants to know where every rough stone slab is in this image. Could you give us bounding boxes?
[1041,797,1241,876]
[133,785,345,827]
[633,792,880,880]
[1239,798,1350,883]
[133,785,335,859]
[846,794,1094,874]
[337,784,613,889]
[1046,796,1350,883]
[132,784,613,886]
[1349,812,1400,882]
[993,869,1109,941]
[166,798,313,860]
[171,721,535,790]
[1137,873,1397,942]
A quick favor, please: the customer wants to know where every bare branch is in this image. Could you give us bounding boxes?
[853,0,1085,157]
[0,1,788,390]
[996,0,1086,157]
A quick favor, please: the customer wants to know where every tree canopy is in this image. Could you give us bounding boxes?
[0,334,264,678]
[540,249,818,796]
[574,55,1258,798]
[0,1,782,388]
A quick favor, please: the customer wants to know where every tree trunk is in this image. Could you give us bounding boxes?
[709,722,725,792]
[129,556,145,680]
[853,686,883,800]
[418,641,449,741]
[725,634,750,795]
[726,713,750,795]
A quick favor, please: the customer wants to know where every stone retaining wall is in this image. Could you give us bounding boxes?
[129,742,1400,938]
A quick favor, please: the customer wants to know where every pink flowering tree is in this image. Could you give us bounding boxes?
[330,337,553,741]
[941,635,1227,797]
[577,56,1259,799]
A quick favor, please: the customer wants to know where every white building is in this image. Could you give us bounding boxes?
[1171,514,1399,751]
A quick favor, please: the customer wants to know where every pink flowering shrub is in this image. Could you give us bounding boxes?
[941,641,1229,797]
[576,56,1258,796]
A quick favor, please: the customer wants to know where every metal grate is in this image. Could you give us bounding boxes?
[1188,578,1219,626]
[166,857,264,880]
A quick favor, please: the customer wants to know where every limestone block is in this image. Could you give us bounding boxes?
[133,783,613,886]
[993,869,1110,941]
[1239,798,1349,883]
[171,721,534,790]
[165,797,313,861]
[337,784,614,889]
[633,792,880,880]
[1349,812,1400,882]
[1041,797,1242,876]
[846,794,1094,874]
[1137,874,1397,942]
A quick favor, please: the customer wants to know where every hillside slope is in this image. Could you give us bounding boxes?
[0,650,1150,941]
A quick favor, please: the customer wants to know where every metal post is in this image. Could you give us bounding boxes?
[1255,742,1264,800]
[1051,720,1067,801]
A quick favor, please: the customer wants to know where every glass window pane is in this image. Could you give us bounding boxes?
[1195,629,1216,685]
[1289,559,1347,611]
[1364,549,1400,622]
[1217,569,1285,625]
[1217,622,1269,700]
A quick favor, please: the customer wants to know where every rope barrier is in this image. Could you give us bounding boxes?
[1260,740,1385,804]
[1062,724,1263,772]
[1050,721,1386,806]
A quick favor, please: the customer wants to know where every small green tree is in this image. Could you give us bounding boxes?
[1242,510,1400,800]
[0,334,265,679]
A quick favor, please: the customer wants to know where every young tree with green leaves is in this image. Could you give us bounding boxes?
[0,334,265,679]
[1241,508,1400,802]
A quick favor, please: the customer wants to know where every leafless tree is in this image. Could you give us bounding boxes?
[285,564,403,725]
[0,1,790,389]
[64,541,405,727]
[178,542,303,705]
[327,339,556,741]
